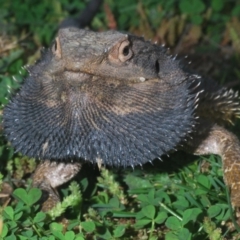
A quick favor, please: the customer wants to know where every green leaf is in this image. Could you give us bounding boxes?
[33,212,46,223]
[7,220,18,229]
[134,219,152,228]
[75,235,85,240]
[81,221,95,232]
[18,236,28,240]
[109,197,120,208]
[51,231,64,240]
[28,188,42,205]
[178,228,192,240]
[14,211,23,221]
[137,194,149,204]
[65,231,75,240]
[179,0,192,14]
[195,175,211,195]
[48,236,55,240]
[80,178,88,192]
[5,234,17,240]
[15,201,25,213]
[165,232,178,240]
[22,218,32,227]
[179,0,205,14]
[155,190,171,204]
[148,188,155,202]
[125,174,153,189]
[142,205,155,219]
[50,222,63,232]
[0,50,23,72]
[192,0,205,13]
[3,206,14,220]
[165,216,181,230]
[155,212,168,224]
[197,175,211,189]
[67,220,80,230]
[1,223,8,237]
[111,211,137,218]
[136,210,145,220]
[97,229,112,239]
[191,15,203,25]
[173,196,189,211]
[232,5,240,16]
[215,205,230,221]
[182,208,202,225]
[21,230,33,237]
[149,237,158,240]
[211,0,224,12]
[12,188,41,206]
[113,225,125,238]
[208,205,221,218]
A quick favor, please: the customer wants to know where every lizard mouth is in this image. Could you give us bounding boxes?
[62,71,92,83]
[62,69,151,85]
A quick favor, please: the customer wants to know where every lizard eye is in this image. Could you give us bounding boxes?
[122,45,129,56]
[52,37,62,58]
[118,40,132,62]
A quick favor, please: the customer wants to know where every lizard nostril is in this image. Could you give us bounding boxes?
[155,60,160,74]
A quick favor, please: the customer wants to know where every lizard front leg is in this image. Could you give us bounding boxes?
[32,160,81,211]
[182,120,240,208]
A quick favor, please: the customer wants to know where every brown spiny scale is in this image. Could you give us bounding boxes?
[197,88,240,125]
[2,27,240,212]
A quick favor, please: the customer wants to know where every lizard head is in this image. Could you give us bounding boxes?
[3,28,199,167]
[51,28,186,84]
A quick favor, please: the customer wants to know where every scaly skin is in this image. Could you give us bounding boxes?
[32,160,81,211]
[3,28,240,212]
[182,120,240,207]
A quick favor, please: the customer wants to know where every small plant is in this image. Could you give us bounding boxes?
[1,184,85,239]
[47,181,82,220]
[0,156,238,239]
[1,187,43,239]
